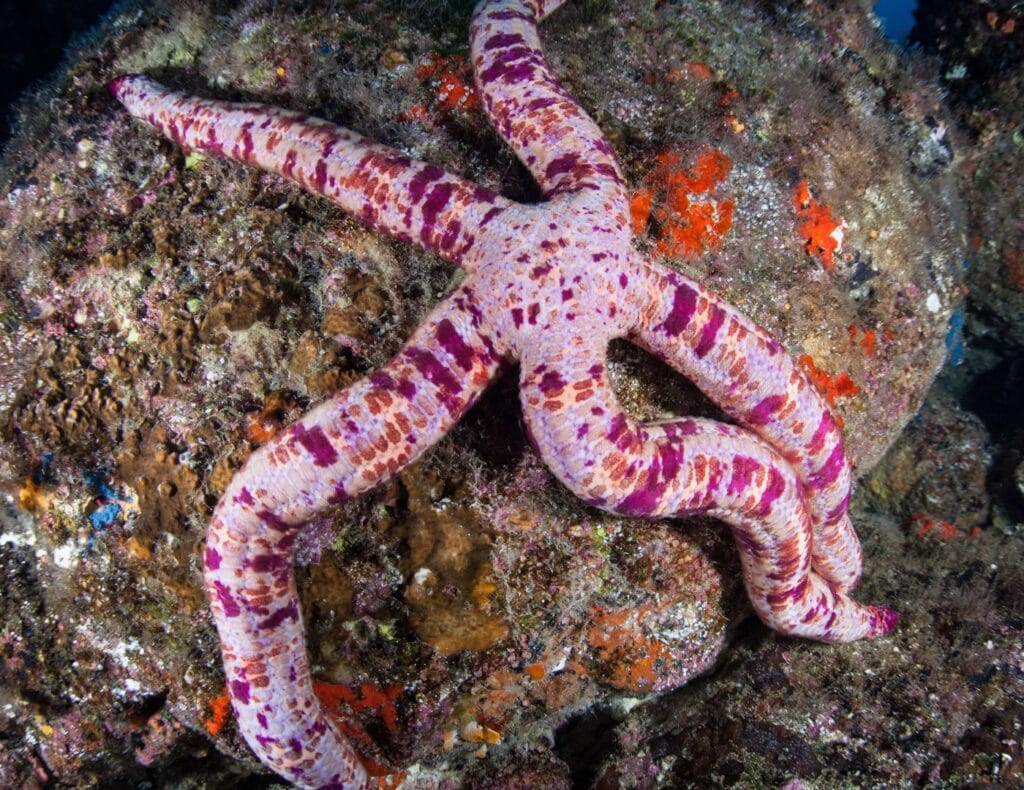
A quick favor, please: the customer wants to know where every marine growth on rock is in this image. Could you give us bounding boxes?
[108,0,896,786]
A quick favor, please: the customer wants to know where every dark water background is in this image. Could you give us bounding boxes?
[0,0,114,145]
[875,0,918,42]
[0,0,921,149]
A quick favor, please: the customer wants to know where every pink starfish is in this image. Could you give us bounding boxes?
[110,0,897,786]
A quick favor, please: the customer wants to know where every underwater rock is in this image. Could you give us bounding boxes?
[913,0,1024,349]
[862,387,991,532]
[0,0,966,783]
[583,506,1024,786]
[913,0,1024,528]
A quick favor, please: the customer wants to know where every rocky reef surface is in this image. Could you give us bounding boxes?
[1,0,1019,787]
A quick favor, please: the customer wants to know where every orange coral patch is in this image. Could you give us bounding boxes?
[313,680,403,734]
[908,512,980,541]
[634,149,735,259]
[686,62,714,80]
[792,181,844,271]
[848,325,877,357]
[409,53,480,124]
[797,354,859,411]
[246,391,296,445]
[311,680,406,781]
[629,188,654,234]
[586,605,673,692]
[524,662,545,680]
[203,690,231,736]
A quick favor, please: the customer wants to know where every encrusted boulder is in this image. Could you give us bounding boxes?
[0,0,964,783]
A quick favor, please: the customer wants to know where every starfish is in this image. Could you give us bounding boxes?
[109,0,897,786]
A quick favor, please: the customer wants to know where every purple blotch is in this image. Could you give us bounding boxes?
[606,413,630,448]
[485,32,526,48]
[481,206,504,226]
[258,601,299,630]
[727,455,759,497]
[765,577,809,607]
[873,607,900,633]
[546,152,580,178]
[213,580,241,617]
[657,284,698,336]
[489,9,532,21]
[527,96,559,111]
[230,679,251,705]
[538,369,567,394]
[480,54,536,84]
[756,466,786,515]
[406,348,461,403]
[825,491,851,525]
[247,553,288,573]
[616,487,661,516]
[694,304,726,359]
[471,184,496,203]
[436,319,477,371]
[370,370,395,389]
[422,183,454,233]
[259,509,290,532]
[748,394,786,426]
[327,481,349,506]
[440,219,462,251]
[807,411,833,454]
[808,444,845,490]
[313,159,328,191]
[617,457,665,516]
[291,424,340,467]
[398,378,417,399]
[658,442,683,482]
[408,164,445,203]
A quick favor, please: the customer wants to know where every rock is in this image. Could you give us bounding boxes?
[912,0,1024,349]
[0,0,965,783]
[584,512,1024,787]
[862,387,991,531]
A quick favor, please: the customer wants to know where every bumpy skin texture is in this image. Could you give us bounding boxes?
[109,0,897,786]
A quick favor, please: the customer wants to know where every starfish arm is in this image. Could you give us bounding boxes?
[470,0,629,216]
[203,284,505,789]
[625,259,864,592]
[109,75,513,269]
[519,343,897,642]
